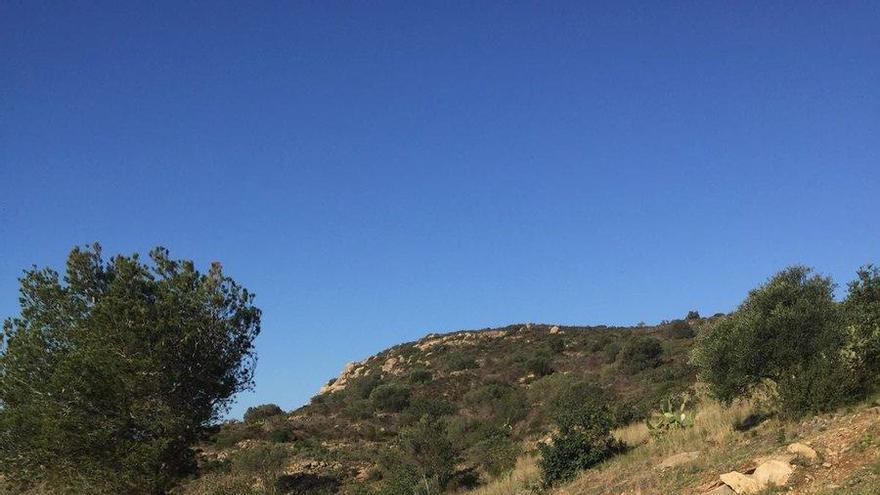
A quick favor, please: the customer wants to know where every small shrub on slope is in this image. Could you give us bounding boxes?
[538,393,623,487]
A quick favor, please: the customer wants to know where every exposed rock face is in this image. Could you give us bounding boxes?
[787,442,818,462]
[658,451,701,470]
[318,361,365,394]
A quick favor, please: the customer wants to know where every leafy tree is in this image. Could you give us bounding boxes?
[538,391,622,487]
[686,310,701,320]
[844,264,880,388]
[244,403,284,424]
[0,244,261,494]
[691,266,853,416]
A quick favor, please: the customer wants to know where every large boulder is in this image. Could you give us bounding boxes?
[753,459,793,486]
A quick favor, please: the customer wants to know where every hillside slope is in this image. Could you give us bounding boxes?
[182,319,706,494]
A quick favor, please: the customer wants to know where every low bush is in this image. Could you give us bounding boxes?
[665,319,695,339]
[618,336,663,374]
[538,393,623,487]
[370,383,411,413]
[244,404,285,424]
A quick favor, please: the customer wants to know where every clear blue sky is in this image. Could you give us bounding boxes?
[2,2,878,419]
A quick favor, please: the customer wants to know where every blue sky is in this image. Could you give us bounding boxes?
[2,1,878,419]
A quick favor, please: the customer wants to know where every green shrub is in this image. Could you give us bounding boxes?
[401,397,456,424]
[526,355,554,377]
[686,310,701,320]
[602,341,621,363]
[342,399,374,420]
[348,375,382,400]
[213,422,263,449]
[462,383,528,427]
[538,394,623,487]
[691,265,852,418]
[466,429,519,477]
[264,417,297,443]
[445,353,479,372]
[370,383,411,413]
[409,369,433,384]
[244,404,285,424]
[618,336,663,374]
[665,319,695,339]
[274,473,340,494]
[377,418,459,495]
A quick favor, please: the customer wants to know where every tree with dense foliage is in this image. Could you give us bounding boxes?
[844,264,880,388]
[538,389,623,487]
[691,265,857,417]
[0,244,261,494]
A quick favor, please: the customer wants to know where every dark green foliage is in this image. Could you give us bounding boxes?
[465,428,519,477]
[445,352,479,372]
[602,341,622,363]
[370,383,412,413]
[0,244,261,494]
[686,310,701,320]
[538,393,623,487]
[377,417,459,495]
[409,369,433,384]
[691,266,853,417]
[526,354,554,377]
[548,335,566,353]
[348,375,382,400]
[463,383,528,427]
[264,417,297,443]
[618,335,663,374]
[244,404,285,424]
[844,264,880,388]
[274,473,340,494]
[342,399,375,420]
[401,396,456,424]
[213,422,263,449]
[665,319,695,339]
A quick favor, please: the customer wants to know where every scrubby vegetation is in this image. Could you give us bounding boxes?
[2,252,877,495]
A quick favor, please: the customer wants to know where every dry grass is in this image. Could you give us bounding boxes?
[463,397,759,495]
[460,456,539,495]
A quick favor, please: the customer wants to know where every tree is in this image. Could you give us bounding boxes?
[0,244,261,494]
[691,265,853,417]
[844,264,880,389]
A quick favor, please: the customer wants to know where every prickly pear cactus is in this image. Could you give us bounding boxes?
[646,393,695,436]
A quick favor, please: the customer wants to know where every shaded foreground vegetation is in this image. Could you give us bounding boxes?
[1,245,877,495]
